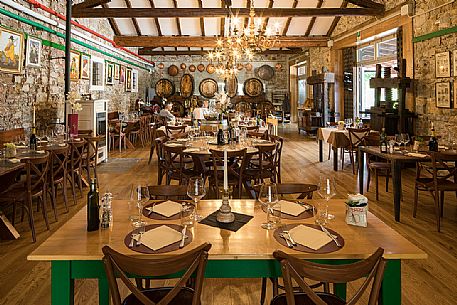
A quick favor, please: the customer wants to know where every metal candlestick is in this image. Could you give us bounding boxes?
[217,189,235,223]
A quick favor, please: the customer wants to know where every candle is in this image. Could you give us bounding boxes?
[326,178,330,195]
[223,149,228,191]
[32,106,36,126]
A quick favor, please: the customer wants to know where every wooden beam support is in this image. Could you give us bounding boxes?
[305,0,323,37]
[138,49,302,56]
[198,0,205,37]
[347,0,384,10]
[72,7,384,18]
[102,3,120,36]
[115,35,328,48]
[327,0,348,36]
[282,0,298,36]
[72,0,110,11]
[125,0,141,36]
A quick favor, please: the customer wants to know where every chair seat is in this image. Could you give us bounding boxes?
[123,286,195,305]
[416,177,457,191]
[270,292,345,305]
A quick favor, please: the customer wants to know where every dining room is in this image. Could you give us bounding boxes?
[1,1,457,305]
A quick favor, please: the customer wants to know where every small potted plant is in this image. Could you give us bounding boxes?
[66,92,82,138]
[4,142,17,158]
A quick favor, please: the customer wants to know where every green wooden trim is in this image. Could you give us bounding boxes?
[51,261,74,305]
[381,259,401,305]
[413,25,457,43]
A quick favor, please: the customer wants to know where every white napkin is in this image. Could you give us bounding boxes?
[279,200,307,216]
[140,225,183,251]
[9,158,21,164]
[347,193,368,204]
[36,150,46,154]
[167,143,182,147]
[406,152,427,158]
[288,225,332,250]
[146,200,182,217]
[58,143,67,147]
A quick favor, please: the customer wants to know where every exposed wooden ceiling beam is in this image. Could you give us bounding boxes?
[114,35,328,48]
[282,0,298,36]
[305,0,323,37]
[172,0,181,51]
[198,0,205,37]
[72,0,110,11]
[261,0,275,33]
[347,0,384,10]
[327,0,348,37]
[124,0,141,36]
[102,3,120,36]
[138,49,302,56]
[72,7,384,18]
[148,0,163,51]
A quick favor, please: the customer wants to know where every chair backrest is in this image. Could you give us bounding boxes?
[273,248,386,305]
[165,125,187,137]
[21,153,50,196]
[209,148,247,196]
[163,145,188,183]
[347,128,370,147]
[255,143,278,182]
[270,135,284,165]
[154,136,169,161]
[254,183,318,199]
[69,141,85,170]
[245,125,260,132]
[148,185,188,200]
[83,136,103,163]
[363,132,381,146]
[48,146,69,184]
[247,131,269,140]
[102,243,212,305]
[431,152,457,184]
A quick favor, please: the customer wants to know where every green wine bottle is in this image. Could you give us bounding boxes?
[87,179,100,232]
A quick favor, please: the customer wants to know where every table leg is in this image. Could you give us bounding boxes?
[99,276,110,305]
[380,260,401,305]
[334,283,347,301]
[333,147,338,171]
[391,160,402,222]
[358,149,365,194]
[319,139,323,162]
[51,261,74,305]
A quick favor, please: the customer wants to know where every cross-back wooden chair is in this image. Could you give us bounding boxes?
[68,141,85,204]
[102,243,212,305]
[148,185,188,200]
[165,125,187,138]
[47,146,70,220]
[163,145,194,185]
[346,128,370,174]
[209,148,248,199]
[270,135,284,183]
[82,136,102,184]
[413,151,457,231]
[153,136,169,184]
[245,143,278,188]
[271,248,386,305]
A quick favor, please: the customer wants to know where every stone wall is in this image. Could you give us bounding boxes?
[0,0,152,131]
[150,54,289,102]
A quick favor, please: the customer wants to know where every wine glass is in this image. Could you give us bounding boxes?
[401,133,410,147]
[134,185,150,223]
[258,183,280,230]
[187,177,206,222]
[317,177,337,222]
[395,134,402,147]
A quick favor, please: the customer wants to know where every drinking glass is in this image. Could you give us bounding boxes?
[401,133,410,147]
[395,134,402,147]
[187,177,206,222]
[132,185,150,223]
[258,183,280,230]
[317,176,337,222]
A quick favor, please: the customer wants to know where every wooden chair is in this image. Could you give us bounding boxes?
[245,125,260,132]
[163,145,195,185]
[266,117,279,136]
[413,151,457,232]
[47,146,70,220]
[68,141,85,204]
[345,128,370,174]
[270,248,386,305]
[102,243,212,305]
[165,125,187,138]
[153,136,169,185]
[270,135,284,183]
[363,133,391,200]
[148,185,188,200]
[245,143,278,189]
[82,136,102,184]
[110,121,128,152]
[209,148,248,199]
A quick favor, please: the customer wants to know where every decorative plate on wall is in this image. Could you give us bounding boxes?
[206,64,215,74]
[225,75,238,98]
[180,73,194,98]
[199,78,218,98]
[168,65,179,76]
[256,64,275,81]
[243,78,263,97]
[155,79,175,98]
[245,63,253,71]
[275,63,282,71]
[237,63,244,71]
[180,63,186,70]
[197,64,205,72]
[189,64,196,72]
[157,63,164,69]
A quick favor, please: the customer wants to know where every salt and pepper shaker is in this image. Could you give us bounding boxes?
[100,193,113,229]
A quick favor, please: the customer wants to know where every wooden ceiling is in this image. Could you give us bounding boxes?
[73,0,384,56]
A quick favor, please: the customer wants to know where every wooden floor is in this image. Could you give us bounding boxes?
[1,124,457,305]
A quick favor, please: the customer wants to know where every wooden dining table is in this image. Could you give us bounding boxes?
[28,199,426,305]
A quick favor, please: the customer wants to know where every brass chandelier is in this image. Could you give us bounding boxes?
[208,0,280,79]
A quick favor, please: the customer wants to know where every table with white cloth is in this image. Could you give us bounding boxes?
[317,127,351,171]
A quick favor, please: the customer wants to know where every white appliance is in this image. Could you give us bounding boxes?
[67,99,108,163]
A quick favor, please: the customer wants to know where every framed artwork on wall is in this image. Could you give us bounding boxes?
[453,50,457,77]
[70,51,80,80]
[131,69,138,93]
[80,54,90,79]
[436,82,451,108]
[106,62,114,85]
[119,65,125,84]
[0,26,24,73]
[125,68,132,92]
[435,52,450,78]
[90,55,105,91]
[114,64,120,80]
[25,36,41,68]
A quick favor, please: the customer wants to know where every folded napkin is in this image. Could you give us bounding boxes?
[58,143,67,147]
[9,158,21,164]
[140,225,182,251]
[347,193,368,204]
[406,152,427,158]
[289,225,332,250]
[146,200,182,217]
[279,200,307,216]
[167,143,182,147]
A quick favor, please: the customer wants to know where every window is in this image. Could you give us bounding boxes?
[358,45,375,62]
[377,38,397,58]
[90,56,105,91]
[296,63,307,106]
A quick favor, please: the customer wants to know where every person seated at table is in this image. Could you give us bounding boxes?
[159,103,176,121]
[193,100,209,120]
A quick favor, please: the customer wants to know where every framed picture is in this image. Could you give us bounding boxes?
[70,51,80,80]
[25,36,41,68]
[114,64,120,80]
[453,50,457,77]
[131,69,139,93]
[105,62,114,85]
[0,26,24,73]
[80,54,90,79]
[435,52,450,78]
[119,65,125,84]
[436,82,451,108]
[125,68,132,92]
[90,55,105,91]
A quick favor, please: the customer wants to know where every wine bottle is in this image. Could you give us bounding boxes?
[217,123,225,145]
[87,179,100,232]
[428,123,439,152]
[29,127,37,151]
[380,128,388,153]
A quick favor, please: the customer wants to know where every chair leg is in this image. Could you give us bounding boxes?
[148,143,155,164]
[350,151,355,174]
[413,186,418,217]
[40,196,50,231]
[260,278,267,305]
[328,144,331,160]
[62,179,69,213]
[27,201,37,243]
[385,171,389,192]
[50,183,58,221]
[367,168,371,192]
[440,191,444,217]
[341,148,345,170]
[434,191,441,232]
[375,169,379,201]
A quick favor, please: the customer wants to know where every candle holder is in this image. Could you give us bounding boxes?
[217,188,235,223]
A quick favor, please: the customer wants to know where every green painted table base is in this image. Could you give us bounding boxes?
[51,259,401,305]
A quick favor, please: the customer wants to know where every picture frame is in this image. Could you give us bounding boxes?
[131,69,139,93]
[80,53,91,79]
[119,65,125,84]
[453,50,457,77]
[0,26,24,73]
[114,64,120,80]
[125,68,132,92]
[70,50,80,80]
[436,82,451,108]
[105,61,114,85]
[435,51,450,78]
[25,36,42,68]
[90,55,105,91]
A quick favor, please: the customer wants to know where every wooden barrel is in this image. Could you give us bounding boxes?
[180,74,194,98]
[155,79,175,98]
[199,78,218,98]
[225,75,238,98]
[243,78,263,97]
